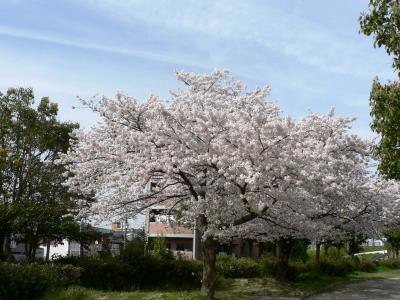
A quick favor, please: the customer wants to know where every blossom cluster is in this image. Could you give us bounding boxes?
[59,70,400,242]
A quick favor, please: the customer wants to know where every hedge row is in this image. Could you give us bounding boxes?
[0,263,81,300]
[4,255,399,300]
[54,256,203,290]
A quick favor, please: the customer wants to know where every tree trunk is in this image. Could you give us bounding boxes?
[24,243,30,261]
[32,245,37,260]
[4,234,11,256]
[201,237,217,299]
[275,237,294,281]
[275,240,281,257]
[324,244,329,256]
[315,242,321,266]
[0,234,5,259]
[46,242,50,261]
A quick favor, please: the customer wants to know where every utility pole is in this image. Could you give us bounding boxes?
[123,218,128,249]
[79,219,84,256]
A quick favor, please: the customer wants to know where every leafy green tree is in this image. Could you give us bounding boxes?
[0,87,79,260]
[360,0,400,179]
[368,80,400,179]
[384,230,400,257]
[151,236,172,260]
[360,0,400,71]
[120,229,147,262]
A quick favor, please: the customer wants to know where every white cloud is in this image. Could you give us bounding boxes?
[0,25,205,68]
[82,0,393,78]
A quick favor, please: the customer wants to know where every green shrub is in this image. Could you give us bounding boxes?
[343,256,377,273]
[380,258,400,269]
[317,258,353,276]
[289,240,309,262]
[55,255,202,290]
[357,260,378,272]
[166,259,203,287]
[55,256,135,290]
[259,254,298,281]
[150,236,174,260]
[0,262,81,300]
[325,247,347,260]
[216,255,260,278]
[120,237,146,263]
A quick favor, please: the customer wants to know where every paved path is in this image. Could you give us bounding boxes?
[307,278,400,300]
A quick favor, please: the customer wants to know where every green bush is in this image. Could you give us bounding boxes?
[150,236,174,260]
[259,254,298,281]
[358,260,378,272]
[55,255,202,290]
[317,258,353,276]
[380,258,400,269]
[0,262,81,300]
[120,237,146,263]
[289,240,309,262]
[345,256,377,273]
[55,256,136,290]
[216,255,260,278]
[166,259,203,286]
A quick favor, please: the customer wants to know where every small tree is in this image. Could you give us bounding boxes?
[0,88,79,261]
[360,0,400,180]
[384,230,400,258]
[151,236,172,260]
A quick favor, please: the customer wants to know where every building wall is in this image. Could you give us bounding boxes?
[11,241,44,260]
[145,207,261,260]
[146,206,195,259]
[40,239,81,259]
[148,223,193,236]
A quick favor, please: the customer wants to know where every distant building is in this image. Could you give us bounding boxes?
[146,205,196,259]
[363,238,385,247]
[145,206,260,259]
[41,239,81,258]
[10,240,44,261]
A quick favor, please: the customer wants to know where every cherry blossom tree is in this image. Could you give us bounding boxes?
[60,70,397,297]
[223,110,391,268]
[62,70,299,297]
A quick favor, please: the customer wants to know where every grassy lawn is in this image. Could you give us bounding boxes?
[44,268,400,300]
[350,266,400,280]
[359,245,386,252]
[44,287,208,300]
[307,245,387,258]
[44,278,302,300]
[294,267,400,295]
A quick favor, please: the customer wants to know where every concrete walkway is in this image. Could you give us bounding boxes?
[307,278,400,300]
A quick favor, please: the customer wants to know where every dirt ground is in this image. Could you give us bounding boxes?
[306,278,400,300]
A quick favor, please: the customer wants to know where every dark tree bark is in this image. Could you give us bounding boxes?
[201,236,217,299]
[315,242,321,266]
[46,242,50,261]
[274,237,295,281]
[32,245,37,260]
[0,234,5,259]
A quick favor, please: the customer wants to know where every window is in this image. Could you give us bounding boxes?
[150,182,157,192]
[176,242,193,252]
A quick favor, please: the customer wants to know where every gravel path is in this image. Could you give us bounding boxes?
[306,278,400,300]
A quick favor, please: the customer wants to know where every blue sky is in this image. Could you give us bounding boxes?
[0,0,395,138]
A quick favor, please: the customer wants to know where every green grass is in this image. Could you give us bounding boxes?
[359,245,386,252]
[43,286,209,300]
[43,278,303,300]
[294,266,400,294]
[307,246,387,258]
[294,272,348,292]
[44,265,400,300]
[350,266,400,279]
